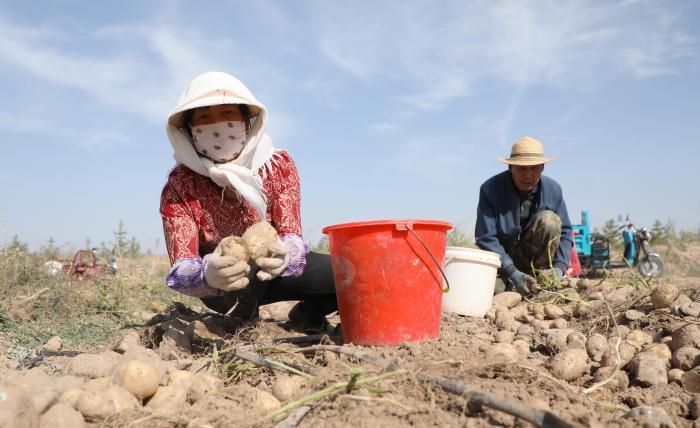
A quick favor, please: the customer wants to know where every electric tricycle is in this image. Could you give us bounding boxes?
[572,211,664,278]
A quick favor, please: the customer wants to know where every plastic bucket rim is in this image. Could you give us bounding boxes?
[445,246,501,268]
[323,219,453,234]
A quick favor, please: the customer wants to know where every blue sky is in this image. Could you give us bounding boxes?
[0,0,698,253]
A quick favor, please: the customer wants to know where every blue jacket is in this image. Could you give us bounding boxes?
[475,170,572,275]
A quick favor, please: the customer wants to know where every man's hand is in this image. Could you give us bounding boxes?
[203,248,251,292]
[509,269,537,295]
[255,241,290,281]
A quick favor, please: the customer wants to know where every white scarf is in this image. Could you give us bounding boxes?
[166,72,278,219]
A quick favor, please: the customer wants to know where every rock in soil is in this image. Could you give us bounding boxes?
[673,346,700,371]
[624,405,675,428]
[628,353,669,387]
[672,324,700,351]
[683,367,700,393]
[42,336,62,352]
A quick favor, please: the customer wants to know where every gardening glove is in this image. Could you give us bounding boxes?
[203,247,251,292]
[509,269,537,295]
[255,240,290,282]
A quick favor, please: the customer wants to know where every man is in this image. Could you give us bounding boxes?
[475,136,573,295]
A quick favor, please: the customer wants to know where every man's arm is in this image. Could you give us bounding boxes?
[475,185,514,275]
[552,191,573,273]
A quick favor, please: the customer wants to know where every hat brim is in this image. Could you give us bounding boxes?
[498,155,555,166]
[168,95,264,128]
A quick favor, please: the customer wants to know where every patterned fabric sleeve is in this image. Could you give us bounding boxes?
[165,258,224,298]
[266,152,309,276]
[161,178,222,297]
[279,234,309,277]
[267,152,303,236]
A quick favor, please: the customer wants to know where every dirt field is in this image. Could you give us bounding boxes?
[1,244,700,427]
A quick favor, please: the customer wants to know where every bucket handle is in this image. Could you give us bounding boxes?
[396,223,450,293]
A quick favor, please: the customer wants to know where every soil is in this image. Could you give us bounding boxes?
[2,270,700,427]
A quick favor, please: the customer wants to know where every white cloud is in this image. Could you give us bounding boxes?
[310,0,696,111]
[369,122,398,133]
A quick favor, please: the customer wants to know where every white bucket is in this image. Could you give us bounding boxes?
[442,246,501,316]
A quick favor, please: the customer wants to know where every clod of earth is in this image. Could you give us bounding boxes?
[671,324,700,351]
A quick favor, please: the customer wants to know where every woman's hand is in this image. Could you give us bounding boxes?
[255,241,290,281]
[203,248,251,292]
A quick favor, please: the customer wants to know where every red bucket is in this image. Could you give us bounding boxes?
[323,220,452,345]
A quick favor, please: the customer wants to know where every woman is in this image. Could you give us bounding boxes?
[161,71,337,328]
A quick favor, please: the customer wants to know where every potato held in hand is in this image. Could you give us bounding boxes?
[219,236,250,261]
[242,221,279,259]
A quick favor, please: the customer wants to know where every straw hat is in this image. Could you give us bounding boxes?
[498,136,555,165]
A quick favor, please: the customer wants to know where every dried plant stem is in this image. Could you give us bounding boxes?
[273,406,311,428]
[271,369,408,421]
[583,300,621,395]
[338,394,412,411]
[235,349,314,378]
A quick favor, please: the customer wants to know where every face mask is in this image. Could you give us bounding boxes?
[191,121,247,163]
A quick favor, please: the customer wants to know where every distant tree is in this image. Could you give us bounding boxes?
[7,235,28,254]
[665,219,677,242]
[113,220,128,257]
[651,219,666,244]
[84,237,92,251]
[602,219,621,248]
[126,237,141,259]
[447,227,474,247]
[311,237,330,254]
[39,237,61,260]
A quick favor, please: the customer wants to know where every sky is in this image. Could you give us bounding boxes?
[0,0,698,253]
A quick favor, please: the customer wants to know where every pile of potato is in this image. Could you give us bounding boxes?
[0,335,224,427]
[485,282,700,394]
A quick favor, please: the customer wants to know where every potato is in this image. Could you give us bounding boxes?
[586,334,608,362]
[146,386,188,411]
[668,368,684,384]
[112,360,160,400]
[241,221,278,259]
[650,284,680,309]
[272,375,301,402]
[104,386,139,413]
[75,391,114,419]
[255,390,281,413]
[0,384,39,428]
[168,370,196,389]
[485,343,519,363]
[57,388,84,409]
[548,348,589,381]
[544,304,565,320]
[219,236,250,261]
[40,403,85,428]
